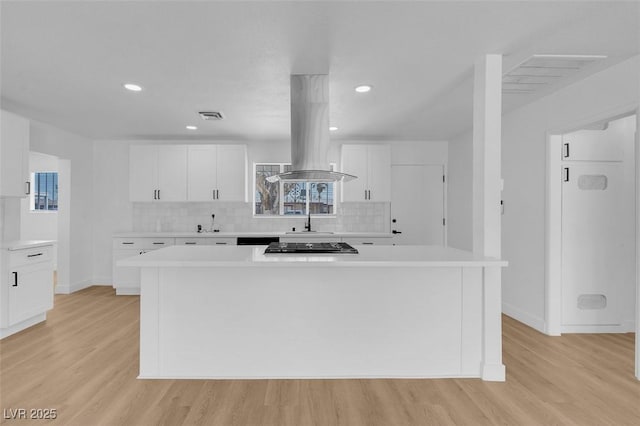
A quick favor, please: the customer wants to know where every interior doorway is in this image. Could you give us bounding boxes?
[545,109,639,379]
[390,164,446,245]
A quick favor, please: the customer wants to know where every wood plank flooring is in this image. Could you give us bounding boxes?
[1,286,638,425]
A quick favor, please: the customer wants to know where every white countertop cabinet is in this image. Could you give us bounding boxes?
[187,145,247,202]
[1,241,55,339]
[129,145,188,202]
[0,110,30,198]
[341,144,391,202]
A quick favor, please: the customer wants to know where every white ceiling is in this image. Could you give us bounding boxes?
[1,1,638,141]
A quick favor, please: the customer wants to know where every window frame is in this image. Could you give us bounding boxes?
[30,171,59,212]
[253,162,338,218]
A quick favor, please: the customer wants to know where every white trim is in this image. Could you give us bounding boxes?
[55,279,93,294]
[561,324,634,334]
[0,313,46,339]
[502,302,546,334]
[545,134,563,336]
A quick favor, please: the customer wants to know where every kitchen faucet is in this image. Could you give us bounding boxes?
[304,210,312,232]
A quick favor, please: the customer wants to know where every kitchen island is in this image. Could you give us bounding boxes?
[119,244,507,381]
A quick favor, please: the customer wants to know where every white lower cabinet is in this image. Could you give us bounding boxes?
[112,238,175,295]
[341,237,393,246]
[1,244,54,339]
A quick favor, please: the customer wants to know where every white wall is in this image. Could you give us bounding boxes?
[29,120,94,293]
[92,139,447,283]
[448,55,640,332]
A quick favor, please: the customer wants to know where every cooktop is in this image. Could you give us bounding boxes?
[264,242,359,254]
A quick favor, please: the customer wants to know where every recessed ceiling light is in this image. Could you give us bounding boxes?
[329,126,338,131]
[355,85,372,93]
[186,125,198,130]
[123,83,143,92]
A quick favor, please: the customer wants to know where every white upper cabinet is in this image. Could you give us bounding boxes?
[0,110,30,198]
[341,144,391,202]
[187,144,247,202]
[129,145,188,202]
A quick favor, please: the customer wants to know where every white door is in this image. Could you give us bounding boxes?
[390,165,445,245]
[561,163,628,326]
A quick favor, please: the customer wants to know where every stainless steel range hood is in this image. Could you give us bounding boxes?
[266,74,356,183]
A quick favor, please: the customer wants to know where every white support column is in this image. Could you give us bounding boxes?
[481,266,506,381]
[473,54,502,259]
[472,54,505,380]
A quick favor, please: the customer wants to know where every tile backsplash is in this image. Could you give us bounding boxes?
[132,202,390,233]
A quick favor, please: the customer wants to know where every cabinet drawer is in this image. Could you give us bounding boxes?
[9,246,53,267]
[341,237,393,246]
[175,237,208,246]
[206,237,237,246]
[113,238,175,250]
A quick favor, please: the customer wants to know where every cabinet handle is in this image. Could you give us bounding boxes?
[362,242,374,245]
[153,190,157,200]
[12,272,18,287]
[185,242,197,245]
[213,189,216,200]
[364,190,367,200]
[25,181,31,195]
[157,189,160,200]
[216,189,219,199]
[563,143,570,158]
[215,242,227,245]
[122,242,134,245]
[152,242,165,245]
[27,253,43,258]
[564,167,570,182]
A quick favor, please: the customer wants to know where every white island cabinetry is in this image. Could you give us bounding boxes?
[1,241,55,339]
[120,245,507,381]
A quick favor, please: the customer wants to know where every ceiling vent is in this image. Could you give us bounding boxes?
[502,54,607,94]
[198,111,225,121]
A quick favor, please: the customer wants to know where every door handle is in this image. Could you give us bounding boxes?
[563,143,570,158]
[564,167,570,182]
[392,230,402,234]
[12,272,18,287]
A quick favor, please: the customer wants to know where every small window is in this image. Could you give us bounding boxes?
[254,163,336,216]
[31,172,58,211]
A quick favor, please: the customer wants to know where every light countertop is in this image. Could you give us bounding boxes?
[2,240,56,251]
[113,231,393,238]
[118,244,507,268]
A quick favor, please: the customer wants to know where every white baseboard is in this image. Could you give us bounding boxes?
[91,276,113,286]
[562,322,635,334]
[502,302,546,334]
[1,313,46,339]
[55,279,93,294]
[116,287,140,295]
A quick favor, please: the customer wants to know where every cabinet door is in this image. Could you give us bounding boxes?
[366,145,391,202]
[113,249,142,292]
[341,145,368,202]
[157,145,187,201]
[129,145,158,201]
[216,145,247,201]
[188,145,218,201]
[9,263,53,326]
[0,110,30,197]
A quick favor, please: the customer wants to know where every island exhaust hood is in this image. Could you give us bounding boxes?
[266,74,356,183]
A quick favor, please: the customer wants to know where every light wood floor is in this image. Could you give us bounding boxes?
[1,286,638,426]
